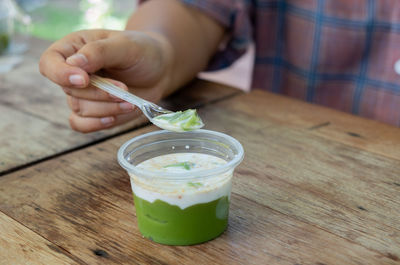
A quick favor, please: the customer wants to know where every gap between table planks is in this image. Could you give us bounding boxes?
[0,37,241,174]
[0,90,399,264]
[0,130,397,264]
[0,77,240,175]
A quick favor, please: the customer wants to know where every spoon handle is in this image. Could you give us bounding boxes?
[90,74,149,109]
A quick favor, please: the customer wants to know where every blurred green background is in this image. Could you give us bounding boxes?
[19,0,135,40]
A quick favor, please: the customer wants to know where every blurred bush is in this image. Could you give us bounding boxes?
[17,0,135,40]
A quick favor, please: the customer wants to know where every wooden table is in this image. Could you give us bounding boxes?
[1,38,399,265]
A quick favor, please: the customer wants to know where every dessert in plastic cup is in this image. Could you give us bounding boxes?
[118,129,244,245]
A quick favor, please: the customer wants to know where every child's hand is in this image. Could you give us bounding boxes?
[39,29,173,133]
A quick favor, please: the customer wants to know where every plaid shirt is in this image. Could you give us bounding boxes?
[178,0,400,126]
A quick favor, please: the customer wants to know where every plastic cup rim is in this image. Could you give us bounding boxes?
[117,129,244,180]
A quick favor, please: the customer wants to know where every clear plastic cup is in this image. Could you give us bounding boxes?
[118,129,244,245]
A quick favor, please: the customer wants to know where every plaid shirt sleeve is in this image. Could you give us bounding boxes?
[138,0,400,126]
[179,0,252,70]
[139,0,252,70]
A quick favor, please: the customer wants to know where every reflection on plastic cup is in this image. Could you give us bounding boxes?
[118,129,244,245]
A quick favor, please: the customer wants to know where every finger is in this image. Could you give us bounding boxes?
[66,95,137,117]
[68,110,143,133]
[39,30,113,88]
[65,33,141,73]
[39,48,89,88]
[62,78,128,102]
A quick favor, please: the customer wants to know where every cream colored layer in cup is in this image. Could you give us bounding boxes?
[129,153,232,209]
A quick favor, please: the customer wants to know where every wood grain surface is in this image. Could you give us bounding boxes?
[0,211,80,265]
[0,38,240,174]
[228,90,400,160]
[200,92,400,258]
[0,89,399,264]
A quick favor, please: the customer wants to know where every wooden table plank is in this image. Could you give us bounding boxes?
[0,211,80,265]
[200,92,400,258]
[0,38,240,174]
[227,90,400,161]
[0,128,397,265]
[0,105,87,173]
[0,89,399,264]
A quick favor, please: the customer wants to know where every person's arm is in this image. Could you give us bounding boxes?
[39,0,225,133]
[126,0,225,96]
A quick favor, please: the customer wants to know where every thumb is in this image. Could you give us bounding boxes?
[65,35,142,73]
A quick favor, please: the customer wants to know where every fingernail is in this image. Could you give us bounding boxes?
[70,96,80,112]
[69,74,85,86]
[120,102,134,111]
[109,93,122,101]
[114,82,127,90]
[66,53,88,67]
[62,87,71,94]
[100,116,114,126]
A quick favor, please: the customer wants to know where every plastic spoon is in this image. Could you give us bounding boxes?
[90,74,204,132]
